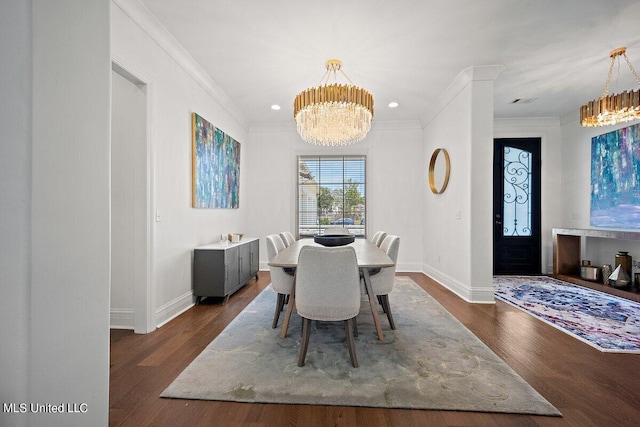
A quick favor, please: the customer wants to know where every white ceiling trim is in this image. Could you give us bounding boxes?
[421,65,505,127]
[113,0,250,130]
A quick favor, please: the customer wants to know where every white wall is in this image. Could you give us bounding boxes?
[0,1,31,425]
[423,85,472,290]
[422,67,502,303]
[245,122,425,272]
[29,1,111,426]
[112,1,250,326]
[560,114,592,229]
[495,117,563,273]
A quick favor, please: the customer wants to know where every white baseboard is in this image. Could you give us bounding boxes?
[155,291,194,328]
[111,292,195,331]
[422,264,495,304]
[110,308,135,330]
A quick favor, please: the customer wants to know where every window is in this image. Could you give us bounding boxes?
[502,146,532,236]
[297,155,366,238]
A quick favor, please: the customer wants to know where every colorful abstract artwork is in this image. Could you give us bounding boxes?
[192,113,240,208]
[590,123,640,228]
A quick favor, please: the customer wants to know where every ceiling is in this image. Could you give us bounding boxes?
[139,0,640,128]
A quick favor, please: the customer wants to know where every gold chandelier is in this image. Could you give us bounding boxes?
[294,59,374,146]
[580,47,640,127]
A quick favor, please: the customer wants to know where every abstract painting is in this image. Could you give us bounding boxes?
[591,123,640,228]
[192,113,240,208]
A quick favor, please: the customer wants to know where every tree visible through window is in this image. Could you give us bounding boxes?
[297,155,366,238]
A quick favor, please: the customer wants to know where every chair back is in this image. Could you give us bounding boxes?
[324,227,350,235]
[371,231,387,247]
[279,231,295,247]
[371,235,400,296]
[266,234,286,257]
[295,246,360,321]
[266,234,293,294]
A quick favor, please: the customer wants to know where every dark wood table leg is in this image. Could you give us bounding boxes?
[279,276,296,339]
[362,268,384,340]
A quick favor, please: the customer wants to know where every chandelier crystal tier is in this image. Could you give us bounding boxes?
[580,47,640,127]
[294,59,374,146]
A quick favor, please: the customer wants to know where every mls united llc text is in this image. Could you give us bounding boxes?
[3,402,88,414]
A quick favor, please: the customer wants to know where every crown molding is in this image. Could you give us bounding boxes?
[421,65,505,127]
[112,0,249,130]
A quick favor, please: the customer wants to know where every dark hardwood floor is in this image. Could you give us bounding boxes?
[110,272,640,426]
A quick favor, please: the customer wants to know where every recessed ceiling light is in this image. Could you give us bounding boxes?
[271,104,281,110]
[388,102,399,108]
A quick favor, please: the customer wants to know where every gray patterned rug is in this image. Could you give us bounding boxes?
[161,277,560,416]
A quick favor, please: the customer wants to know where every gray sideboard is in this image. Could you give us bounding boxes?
[193,237,259,304]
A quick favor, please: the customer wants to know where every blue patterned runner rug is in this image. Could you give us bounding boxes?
[494,276,640,353]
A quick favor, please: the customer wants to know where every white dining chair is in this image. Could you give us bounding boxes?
[324,227,350,235]
[266,234,294,328]
[295,245,361,368]
[279,231,295,247]
[369,235,400,329]
[370,231,387,247]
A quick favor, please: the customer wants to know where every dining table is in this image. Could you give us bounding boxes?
[268,238,395,341]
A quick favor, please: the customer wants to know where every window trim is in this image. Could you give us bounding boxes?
[296,154,367,239]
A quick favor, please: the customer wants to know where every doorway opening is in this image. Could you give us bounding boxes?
[110,62,154,333]
[493,138,541,275]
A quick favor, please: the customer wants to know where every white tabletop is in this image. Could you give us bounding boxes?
[268,238,394,269]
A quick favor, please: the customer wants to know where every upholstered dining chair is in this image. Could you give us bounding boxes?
[324,227,350,235]
[279,231,296,247]
[370,231,387,247]
[266,234,294,328]
[369,235,400,330]
[295,245,361,368]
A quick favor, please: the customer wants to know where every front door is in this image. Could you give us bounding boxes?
[493,138,541,275]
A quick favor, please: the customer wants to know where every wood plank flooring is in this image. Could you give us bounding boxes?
[110,272,640,426]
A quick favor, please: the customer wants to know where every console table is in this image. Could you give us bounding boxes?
[193,237,259,304]
[552,228,640,302]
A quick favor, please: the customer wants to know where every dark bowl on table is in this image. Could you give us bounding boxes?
[314,234,355,247]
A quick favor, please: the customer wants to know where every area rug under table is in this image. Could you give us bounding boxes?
[161,277,559,416]
[494,275,640,353]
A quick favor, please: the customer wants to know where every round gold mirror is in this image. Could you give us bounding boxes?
[428,148,450,194]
